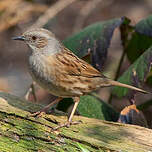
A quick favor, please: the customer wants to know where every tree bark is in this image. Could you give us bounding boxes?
[0,92,152,152]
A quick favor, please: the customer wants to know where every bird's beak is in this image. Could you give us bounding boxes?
[12,36,25,41]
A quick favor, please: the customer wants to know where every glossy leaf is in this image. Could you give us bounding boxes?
[78,95,119,121]
[57,95,119,121]
[135,15,152,37]
[57,98,73,112]
[124,15,152,63]
[63,17,124,71]
[126,32,152,63]
[112,46,152,97]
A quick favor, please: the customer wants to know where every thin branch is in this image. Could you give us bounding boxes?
[30,0,77,29]
[114,48,126,81]
[73,0,102,33]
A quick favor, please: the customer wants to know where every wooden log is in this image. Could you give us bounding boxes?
[0,92,152,152]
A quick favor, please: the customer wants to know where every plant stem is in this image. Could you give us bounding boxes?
[108,48,126,104]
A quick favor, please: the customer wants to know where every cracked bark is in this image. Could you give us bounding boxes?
[0,92,152,152]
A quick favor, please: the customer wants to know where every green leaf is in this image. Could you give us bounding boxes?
[112,46,152,98]
[63,17,124,71]
[57,98,73,112]
[125,15,152,63]
[78,95,119,121]
[126,32,152,63]
[57,95,119,121]
[135,15,152,37]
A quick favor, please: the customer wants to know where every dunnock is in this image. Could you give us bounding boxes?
[13,28,148,128]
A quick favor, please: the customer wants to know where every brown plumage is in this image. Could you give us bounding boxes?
[13,28,148,129]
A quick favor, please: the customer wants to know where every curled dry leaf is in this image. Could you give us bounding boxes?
[118,104,148,128]
[0,0,47,32]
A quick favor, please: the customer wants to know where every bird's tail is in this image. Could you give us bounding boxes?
[105,78,149,94]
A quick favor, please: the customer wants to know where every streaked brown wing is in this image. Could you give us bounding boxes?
[45,47,105,96]
[54,47,103,78]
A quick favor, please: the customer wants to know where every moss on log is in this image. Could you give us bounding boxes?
[0,92,152,152]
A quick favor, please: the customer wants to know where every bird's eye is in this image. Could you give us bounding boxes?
[32,36,37,40]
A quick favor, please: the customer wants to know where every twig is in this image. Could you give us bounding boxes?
[30,0,77,29]
[114,48,126,81]
[24,82,37,102]
[73,0,102,33]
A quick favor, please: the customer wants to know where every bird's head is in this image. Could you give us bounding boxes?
[12,28,62,55]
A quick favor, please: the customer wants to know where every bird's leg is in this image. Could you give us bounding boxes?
[29,97,62,117]
[53,97,81,130]
[25,82,37,102]
[68,97,80,124]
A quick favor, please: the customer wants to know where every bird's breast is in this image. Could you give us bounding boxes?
[28,54,56,91]
[28,54,79,97]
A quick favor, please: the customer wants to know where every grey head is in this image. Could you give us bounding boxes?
[12,28,62,55]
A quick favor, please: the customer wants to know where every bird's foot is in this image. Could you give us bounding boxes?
[28,111,46,117]
[28,98,62,118]
[28,106,50,117]
[53,120,82,130]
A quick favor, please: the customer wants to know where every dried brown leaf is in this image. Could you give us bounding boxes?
[118,104,148,128]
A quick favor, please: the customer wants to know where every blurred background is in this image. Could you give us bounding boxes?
[0,0,152,126]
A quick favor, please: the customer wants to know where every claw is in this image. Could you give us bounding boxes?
[28,111,45,117]
[28,98,63,118]
[53,120,82,130]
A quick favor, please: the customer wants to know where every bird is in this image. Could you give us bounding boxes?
[12,28,148,129]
